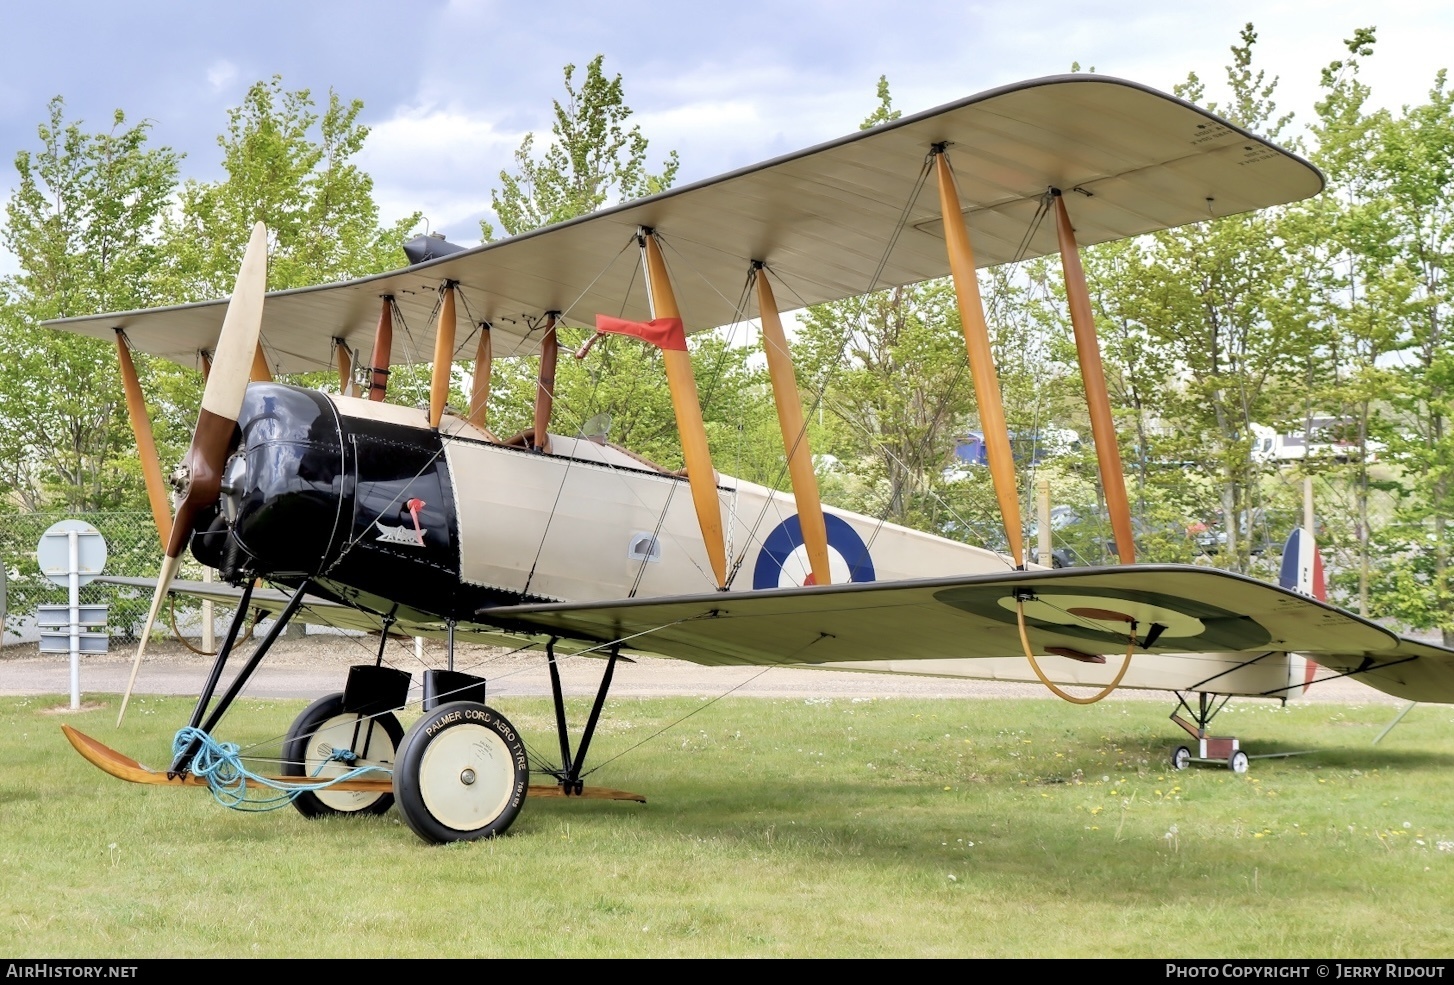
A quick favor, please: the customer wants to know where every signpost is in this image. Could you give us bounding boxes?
[37,520,108,710]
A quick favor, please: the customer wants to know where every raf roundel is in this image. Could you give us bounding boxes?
[753,513,876,589]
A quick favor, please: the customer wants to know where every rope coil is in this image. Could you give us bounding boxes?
[172,726,390,812]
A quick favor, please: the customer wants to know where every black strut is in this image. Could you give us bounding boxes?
[180,580,256,734]
[169,582,311,776]
[543,641,622,795]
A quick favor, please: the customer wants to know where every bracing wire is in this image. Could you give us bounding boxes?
[578,630,835,777]
[719,159,937,587]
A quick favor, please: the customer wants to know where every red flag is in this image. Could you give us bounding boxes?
[593,314,687,351]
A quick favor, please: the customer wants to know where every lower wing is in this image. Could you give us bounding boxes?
[104,565,1454,702]
[481,565,1454,703]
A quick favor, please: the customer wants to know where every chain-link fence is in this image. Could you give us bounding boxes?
[0,511,219,644]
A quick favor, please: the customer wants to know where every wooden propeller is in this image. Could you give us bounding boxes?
[117,222,269,727]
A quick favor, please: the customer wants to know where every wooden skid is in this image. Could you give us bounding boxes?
[61,725,646,802]
[62,725,393,792]
[529,784,647,803]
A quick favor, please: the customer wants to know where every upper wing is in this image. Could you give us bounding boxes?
[479,565,1454,703]
[47,76,1321,373]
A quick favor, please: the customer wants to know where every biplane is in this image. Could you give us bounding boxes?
[48,75,1454,844]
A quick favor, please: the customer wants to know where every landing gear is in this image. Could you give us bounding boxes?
[393,701,529,843]
[541,640,620,795]
[169,579,307,776]
[282,693,403,818]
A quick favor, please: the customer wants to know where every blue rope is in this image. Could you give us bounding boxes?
[172,727,392,813]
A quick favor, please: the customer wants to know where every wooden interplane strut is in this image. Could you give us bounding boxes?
[470,323,492,429]
[368,297,393,401]
[114,330,173,547]
[934,149,1024,567]
[641,229,727,589]
[334,338,352,396]
[755,265,831,586]
[428,283,457,428]
[249,343,272,383]
[1054,190,1135,564]
[532,315,558,451]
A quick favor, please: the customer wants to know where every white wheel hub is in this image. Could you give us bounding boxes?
[306,714,396,812]
[418,724,516,831]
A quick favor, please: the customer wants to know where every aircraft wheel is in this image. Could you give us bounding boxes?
[1171,746,1191,771]
[282,692,403,818]
[393,701,528,844]
[1228,750,1249,774]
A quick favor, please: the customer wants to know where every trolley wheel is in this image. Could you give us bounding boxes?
[1228,750,1249,774]
[1171,746,1191,771]
[393,701,529,843]
[281,692,403,818]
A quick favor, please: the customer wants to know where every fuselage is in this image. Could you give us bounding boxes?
[210,382,1012,617]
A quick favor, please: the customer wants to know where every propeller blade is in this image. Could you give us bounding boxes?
[163,221,269,558]
[115,553,183,726]
[203,221,270,423]
[119,222,268,727]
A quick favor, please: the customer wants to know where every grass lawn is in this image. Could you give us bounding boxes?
[2,690,1453,957]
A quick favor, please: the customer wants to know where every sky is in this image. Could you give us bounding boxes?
[1,0,1452,277]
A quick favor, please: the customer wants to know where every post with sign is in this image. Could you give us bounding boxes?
[37,521,108,710]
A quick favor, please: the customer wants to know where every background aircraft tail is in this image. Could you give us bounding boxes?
[1280,526,1326,696]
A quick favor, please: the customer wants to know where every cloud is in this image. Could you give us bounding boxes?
[358,103,526,242]
[206,60,238,93]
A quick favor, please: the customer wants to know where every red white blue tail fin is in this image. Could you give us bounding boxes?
[1279,527,1326,600]
[1280,526,1326,695]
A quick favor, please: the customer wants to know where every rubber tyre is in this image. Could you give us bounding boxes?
[1171,746,1191,771]
[281,692,404,819]
[1229,750,1250,774]
[393,702,529,844]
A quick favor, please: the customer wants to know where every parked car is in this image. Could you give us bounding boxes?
[950,428,1081,469]
[1251,419,1384,464]
[1195,508,1321,555]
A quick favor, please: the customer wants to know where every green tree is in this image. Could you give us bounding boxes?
[797,280,976,528]
[156,76,421,411]
[162,76,420,300]
[1084,25,1313,573]
[483,55,679,240]
[0,98,181,509]
[1361,68,1454,642]
[1287,29,1405,613]
[794,78,981,536]
[468,57,769,479]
